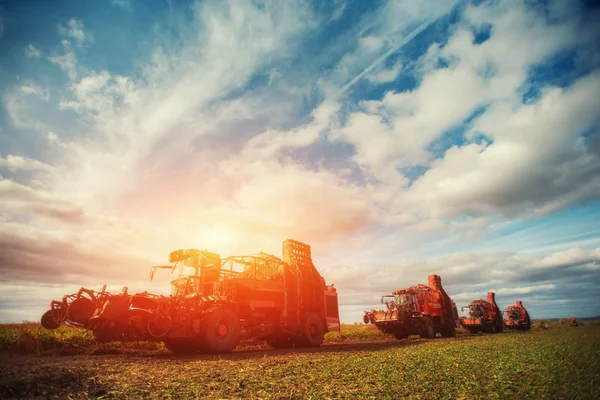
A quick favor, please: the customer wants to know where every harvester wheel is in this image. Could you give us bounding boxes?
[68,297,96,325]
[200,307,241,354]
[299,313,325,347]
[423,320,436,339]
[41,310,60,329]
[440,324,457,338]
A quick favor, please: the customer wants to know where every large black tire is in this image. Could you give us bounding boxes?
[41,310,60,329]
[68,298,96,325]
[200,307,241,354]
[423,320,436,339]
[441,324,457,337]
[298,313,325,347]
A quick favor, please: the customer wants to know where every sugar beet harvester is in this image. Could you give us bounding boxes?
[459,292,504,334]
[503,300,531,331]
[40,239,340,354]
[363,275,458,339]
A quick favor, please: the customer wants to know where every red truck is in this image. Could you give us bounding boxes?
[41,239,340,353]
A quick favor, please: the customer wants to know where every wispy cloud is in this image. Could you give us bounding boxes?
[112,0,132,12]
[24,44,41,58]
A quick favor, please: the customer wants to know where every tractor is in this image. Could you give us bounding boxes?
[40,239,340,353]
[363,275,458,339]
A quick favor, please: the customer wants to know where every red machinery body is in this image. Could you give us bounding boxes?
[363,275,458,339]
[40,239,340,354]
[460,292,503,334]
[504,300,531,330]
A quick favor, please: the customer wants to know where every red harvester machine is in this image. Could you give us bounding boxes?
[363,275,458,339]
[503,300,531,331]
[40,239,340,353]
[459,292,504,334]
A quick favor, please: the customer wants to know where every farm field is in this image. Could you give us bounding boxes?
[0,324,599,399]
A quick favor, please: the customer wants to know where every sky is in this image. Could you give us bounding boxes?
[0,0,599,324]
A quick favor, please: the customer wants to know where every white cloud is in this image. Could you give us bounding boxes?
[58,19,92,48]
[24,44,41,58]
[367,62,402,84]
[112,0,132,12]
[0,180,83,223]
[48,40,80,81]
[0,154,57,174]
[403,71,600,219]
[19,83,49,100]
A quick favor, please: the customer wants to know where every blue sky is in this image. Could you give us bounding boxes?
[1,0,600,323]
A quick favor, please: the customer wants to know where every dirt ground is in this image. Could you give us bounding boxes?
[0,337,448,399]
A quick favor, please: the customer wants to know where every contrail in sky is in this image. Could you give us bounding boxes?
[335,16,437,99]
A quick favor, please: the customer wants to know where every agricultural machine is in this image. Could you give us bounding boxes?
[363,275,458,339]
[503,301,531,330]
[40,239,340,354]
[569,317,578,327]
[459,292,503,334]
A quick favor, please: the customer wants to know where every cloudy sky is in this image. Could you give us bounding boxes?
[1,0,599,323]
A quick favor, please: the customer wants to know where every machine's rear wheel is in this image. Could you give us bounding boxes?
[298,313,325,347]
[423,319,436,339]
[200,307,241,354]
[41,310,60,329]
[68,297,96,325]
[440,324,457,337]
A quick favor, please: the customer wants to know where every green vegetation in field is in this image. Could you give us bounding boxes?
[324,323,392,342]
[0,324,162,355]
[1,326,599,399]
[0,323,392,355]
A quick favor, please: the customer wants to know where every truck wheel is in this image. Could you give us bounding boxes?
[201,307,241,354]
[299,313,325,347]
[41,310,60,329]
[423,320,436,339]
[441,325,457,337]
